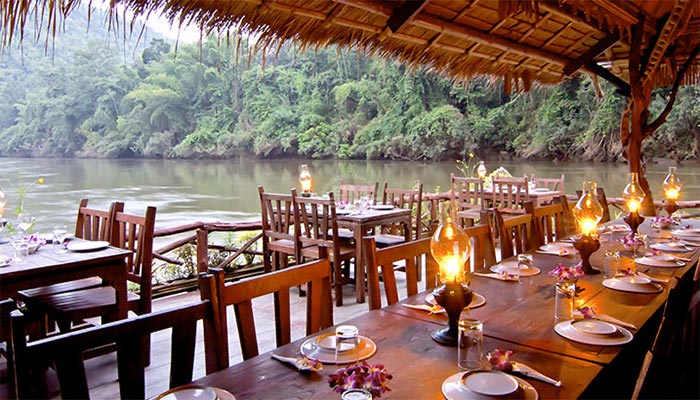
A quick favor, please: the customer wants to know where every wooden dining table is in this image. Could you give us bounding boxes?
[186,218,698,399]
[0,241,132,320]
[336,207,412,303]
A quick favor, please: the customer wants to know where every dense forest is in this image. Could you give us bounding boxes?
[0,7,698,161]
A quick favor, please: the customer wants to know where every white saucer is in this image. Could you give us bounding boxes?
[602,277,663,294]
[490,260,541,277]
[554,320,633,346]
[650,242,691,252]
[156,386,218,400]
[671,229,700,239]
[371,204,394,210]
[66,240,110,252]
[425,292,487,309]
[442,371,538,400]
[571,319,618,335]
[634,255,684,268]
[539,243,575,256]
[300,333,376,364]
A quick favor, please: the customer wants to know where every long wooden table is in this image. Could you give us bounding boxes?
[0,242,132,320]
[336,208,411,303]
[189,218,697,399]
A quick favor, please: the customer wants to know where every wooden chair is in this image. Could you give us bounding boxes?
[575,187,611,224]
[553,195,578,237]
[491,177,530,214]
[23,207,157,333]
[374,181,423,246]
[364,237,438,311]
[293,193,356,307]
[451,174,485,227]
[258,186,298,273]
[524,200,567,247]
[200,254,333,371]
[11,298,213,399]
[530,174,565,192]
[338,182,379,205]
[463,224,497,272]
[494,208,537,259]
[17,200,125,335]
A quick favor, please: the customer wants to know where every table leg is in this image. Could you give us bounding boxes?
[112,261,128,320]
[355,225,365,304]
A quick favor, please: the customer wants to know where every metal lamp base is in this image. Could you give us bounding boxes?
[431,282,473,347]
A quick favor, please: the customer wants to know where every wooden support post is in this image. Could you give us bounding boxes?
[196,229,209,273]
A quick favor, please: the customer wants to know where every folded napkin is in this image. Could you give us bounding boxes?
[271,353,322,372]
[401,303,445,314]
[511,362,562,387]
[572,309,637,330]
[536,249,569,256]
[474,272,519,282]
[636,271,670,284]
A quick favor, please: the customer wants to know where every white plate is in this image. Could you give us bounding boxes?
[315,334,356,352]
[335,208,353,215]
[671,229,700,239]
[531,188,551,193]
[156,386,218,400]
[66,240,110,252]
[571,319,618,335]
[490,260,541,277]
[554,320,633,346]
[300,333,376,364]
[370,204,394,210]
[634,256,684,268]
[425,292,487,309]
[609,224,632,233]
[442,371,538,400]
[602,277,663,294]
[650,242,692,252]
[539,243,575,256]
[463,370,519,396]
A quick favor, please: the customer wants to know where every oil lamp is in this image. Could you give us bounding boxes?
[572,181,603,275]
[622,172,645,235]
[476,161,487,179]
[662,166,682,216]
[299,164,313,197]
[430,200,473,346]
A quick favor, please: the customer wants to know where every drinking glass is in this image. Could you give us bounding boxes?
[17,213,33,234]
[10,233,29,262]
[554,283,575,320]
[603,251,621,279]
[458,318,484,370]
[335,325,360,363]
[517,254,533,278]
[53,225,68,253]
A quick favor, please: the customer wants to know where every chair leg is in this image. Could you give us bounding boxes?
[334,262,343,307]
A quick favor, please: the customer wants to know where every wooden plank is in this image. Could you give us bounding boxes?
[387,0,428,33]
[564,33,620,75]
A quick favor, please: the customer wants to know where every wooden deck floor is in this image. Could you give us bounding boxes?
[0,272,424,399]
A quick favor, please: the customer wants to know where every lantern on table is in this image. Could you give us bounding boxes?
[476,161,487,179]
[622,172,645,235]
[572,181,604,275]
[299,164,313,197]
[662,167,682,217]
[430,200,473,346]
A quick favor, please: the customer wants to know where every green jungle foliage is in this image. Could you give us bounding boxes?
[0,8,698,161]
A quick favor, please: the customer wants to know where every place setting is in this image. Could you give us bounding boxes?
[536,242,576,257]
[554,318,634,346]
[633,254,684,268]
[155,385,237,400]
[489,259,541,277]
[402,290,486,314]
[299,325,377,364]
[64,238,111,252]
[601,274,663,294]
[649,241,693,252]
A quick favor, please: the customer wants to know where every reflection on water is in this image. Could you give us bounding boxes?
[2,158,699,232]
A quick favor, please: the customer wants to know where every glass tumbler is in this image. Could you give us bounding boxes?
[10,234,29,261]
[603,251,621,279]
[458,318,484,370]
[517,254,534,277]
[335,325,360,363]
[554,283,575,321]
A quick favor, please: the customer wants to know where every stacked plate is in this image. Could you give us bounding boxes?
[634,254,684,268]
[538,242,575,257]
[602,275,663,294]
[300,332,377,364]
[671,228,700,246]
[650,242,692,252]
[554,319,633,346]
[66,240,110,252]
[442,370,538,400]
[490,260,541,276]
[370,204,394,210]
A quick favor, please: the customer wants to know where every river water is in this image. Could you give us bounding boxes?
[2,157,699,234]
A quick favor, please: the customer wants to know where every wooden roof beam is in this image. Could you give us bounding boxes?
[517,12,551,43]
[333,0,391,18]
[387,0,429,33]
[542,21,572,48]
[413,13,571,67]
[563,33,620,76]
[583,62,631,97]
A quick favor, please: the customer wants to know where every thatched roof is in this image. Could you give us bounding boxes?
[2,0,699,94]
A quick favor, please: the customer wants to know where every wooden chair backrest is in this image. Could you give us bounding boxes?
[338,182,379,205]
[11,299,212,399]
[463,224,497,272]
[531,174,565,192]
[495,209,537,259]
[553,195,578,236]
[524,201,567,247]
[113,206,157,314]
[492,177,530,213]
[382,181,423,240]
[201,255,333,371]
[294,193,340,256]
[74,199,124,242]
[451,174,485,211]
[258,186,297,258]
[575,187,611,224]
[364,237,437,310]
